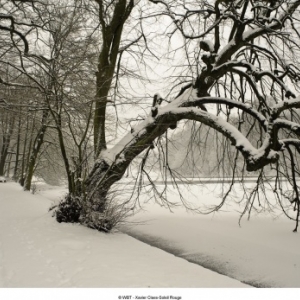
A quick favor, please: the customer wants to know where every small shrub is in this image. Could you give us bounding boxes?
[54,192,134,233]
[55,194,82,223]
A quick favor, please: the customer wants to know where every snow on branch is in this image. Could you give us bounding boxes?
[159,106,255,149]
[182,96,268,130]
[280,138,300,148]
[101,83,280,172]
[274,119,300,136]
[272,96,300,116]
[215,1,300,66]
[161,106,279,171]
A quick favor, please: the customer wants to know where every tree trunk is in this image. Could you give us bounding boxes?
[0,142,8,176]
[56,0,136,229]
[5,152,12,177]
[55,119,76,196]
[0,117,14,176]
[56,110,174,230]
[19,116,31,186]
[24,111,48,191]
[93,0,134,158]
[13,118,21,181]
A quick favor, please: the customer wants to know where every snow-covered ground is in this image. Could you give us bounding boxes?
[0,182,248,290]
[119,181,300,288]
[0,181,300,299]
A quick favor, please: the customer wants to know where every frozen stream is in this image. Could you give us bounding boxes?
[120,215,300,288]
[119,182,300,288]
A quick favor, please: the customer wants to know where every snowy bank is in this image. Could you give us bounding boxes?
[120,183,300,288]
[0,182,248,288]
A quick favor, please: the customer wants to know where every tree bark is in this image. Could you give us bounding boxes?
[0,116,14,176]
[24,110,48,191]
[55,0,300,231]
[13,117,21,181]
[93,0,134,158]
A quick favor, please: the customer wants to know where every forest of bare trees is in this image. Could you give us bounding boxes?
[1,0,300,232]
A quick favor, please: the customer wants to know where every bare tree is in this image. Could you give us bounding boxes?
[66,0,300,232]
[2,0,300,232]
[1,0,96,191]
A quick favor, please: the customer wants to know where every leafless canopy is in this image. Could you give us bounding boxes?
[2,1,300,232]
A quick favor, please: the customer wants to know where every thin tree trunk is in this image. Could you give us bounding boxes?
[55,121,76,195]
[0,141,8,176]
[13,117,21,181]
[19,116,31,186]
[93,0,134,158]
[6,152,12,177]
[24,110,48,191]
[0,117,14,176]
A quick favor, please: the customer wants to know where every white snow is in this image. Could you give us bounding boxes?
[121,182,300,289]
[1,181,300,299]
[158,105,261,157]
[0,182,249,290]
[101,116,156,165]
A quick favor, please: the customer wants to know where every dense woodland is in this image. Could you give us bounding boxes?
[1,0,300,231]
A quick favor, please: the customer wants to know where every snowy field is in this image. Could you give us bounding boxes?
[0,180,300,299]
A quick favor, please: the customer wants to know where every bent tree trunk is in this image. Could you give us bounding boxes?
[55,86,280,231]
[56,111,173,230]
[55,0,300,231]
